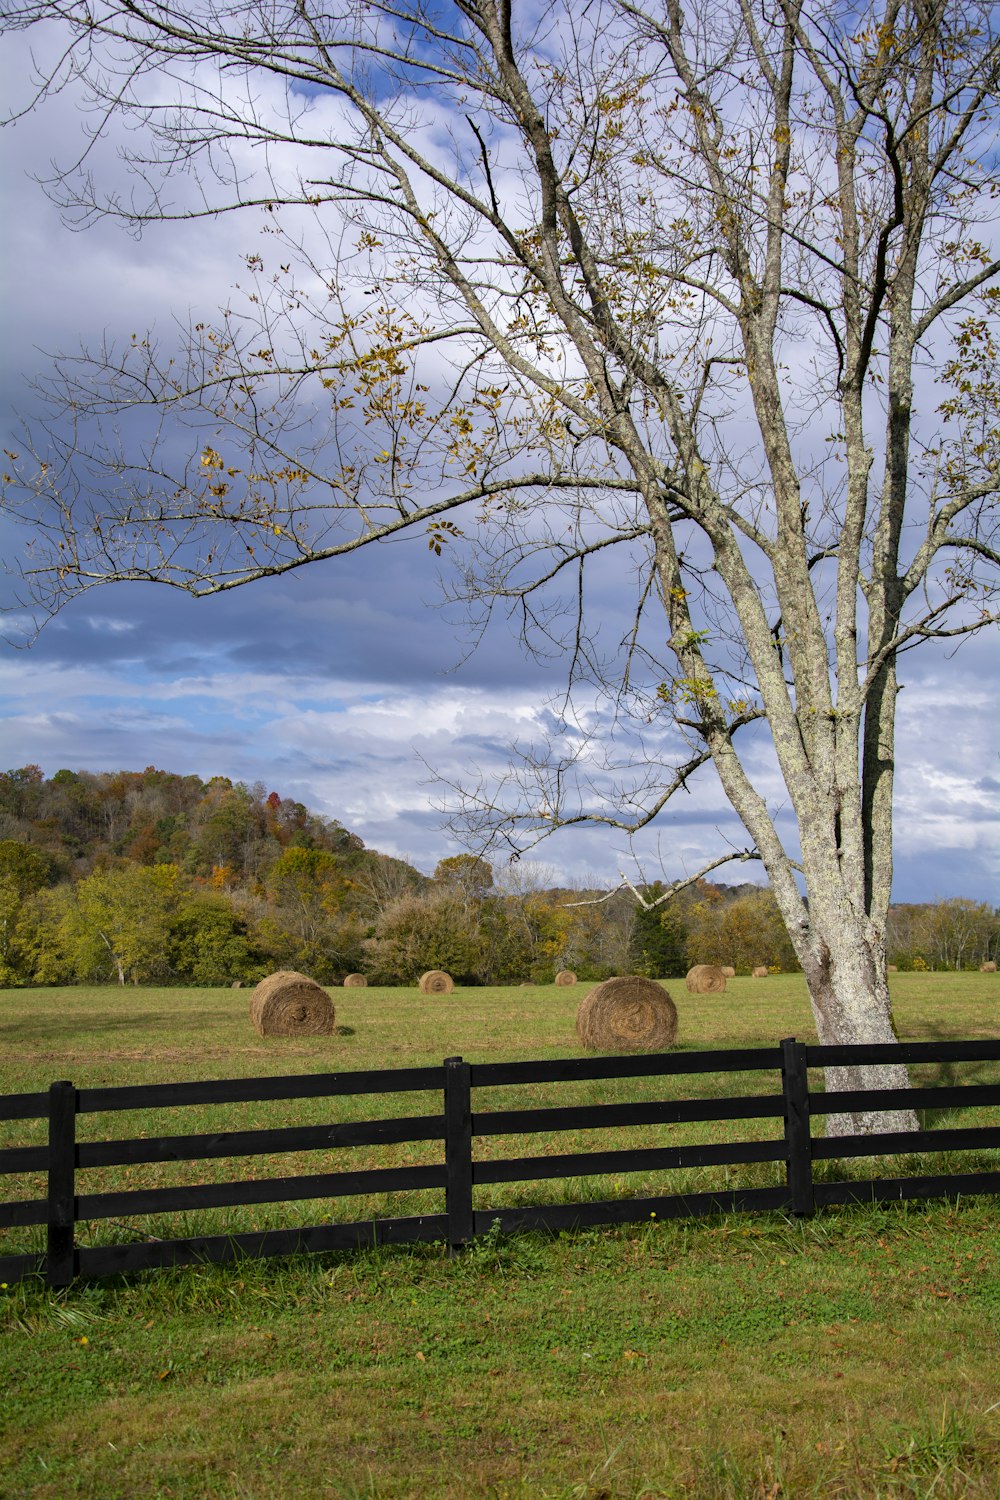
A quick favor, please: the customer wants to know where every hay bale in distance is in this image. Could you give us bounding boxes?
[686,964,727,995]
[230,980,243,989]
[981,961,997,973]
[419,970,454,994]
[576,976,678,1053]
[720,966,736,979]
[249,971,334,1037]
[752,965,769,978]
[343,973,367,987]
[887,964,898,973]
[554,969,577,986]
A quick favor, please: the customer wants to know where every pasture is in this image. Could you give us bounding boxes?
[1,974,998,1497]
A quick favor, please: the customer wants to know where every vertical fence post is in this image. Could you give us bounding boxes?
[780,1038,814,1216]
[444,1056,474,1252]
[47,1080,77,1288]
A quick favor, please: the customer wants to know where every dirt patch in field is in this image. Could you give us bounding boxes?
[2,1045,319,1066]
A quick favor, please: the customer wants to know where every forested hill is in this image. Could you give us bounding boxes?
[0,764,434,988]
[0,764,393,882]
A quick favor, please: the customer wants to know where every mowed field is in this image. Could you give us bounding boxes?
[1,974,998,1498]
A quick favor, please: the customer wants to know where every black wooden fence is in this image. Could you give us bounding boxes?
[1,1037,998,1287]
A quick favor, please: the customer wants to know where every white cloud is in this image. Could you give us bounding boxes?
[2,628,995,898]
[82,615,137,635]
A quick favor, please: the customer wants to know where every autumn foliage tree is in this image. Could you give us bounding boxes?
[685,888,800,975]
[364,889,485,985]
[0,839,56,984]
[257,846,365,980]
[4,1,1000,1126]
[61,864,183,985]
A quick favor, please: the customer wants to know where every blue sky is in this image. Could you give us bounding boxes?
[1,28,998,901]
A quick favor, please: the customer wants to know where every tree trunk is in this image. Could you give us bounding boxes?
[696,628,919,1139]
[801,923,918,1137]
[96,927,127,986]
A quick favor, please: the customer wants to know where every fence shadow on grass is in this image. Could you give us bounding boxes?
[900,1022,1000,1128]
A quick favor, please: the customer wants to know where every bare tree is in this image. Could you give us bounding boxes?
[914,897,999,970]
[4,0,1000,1129]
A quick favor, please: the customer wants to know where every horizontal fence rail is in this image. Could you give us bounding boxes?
[0,1038,998,1286]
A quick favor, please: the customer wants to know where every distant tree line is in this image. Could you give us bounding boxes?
[0,767,995,987]
[885,900,1000,973]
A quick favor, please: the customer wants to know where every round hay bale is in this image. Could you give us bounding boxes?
[752,965,769,978]
[343,973,368,987]
[249,971,334,1037]
[720,966,736,979]
[576,976,678,1053]
[419,969,454,994]
[887,964,898,973]
[230,980,243,989]
[980,961,997,973]
[554,969,577,986]
[685,964,727,995]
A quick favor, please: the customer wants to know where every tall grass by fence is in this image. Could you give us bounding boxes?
[1,1038,998,1287]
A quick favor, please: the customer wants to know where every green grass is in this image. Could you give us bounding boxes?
[0,974,998,1496]
[1,1207,998,1498]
